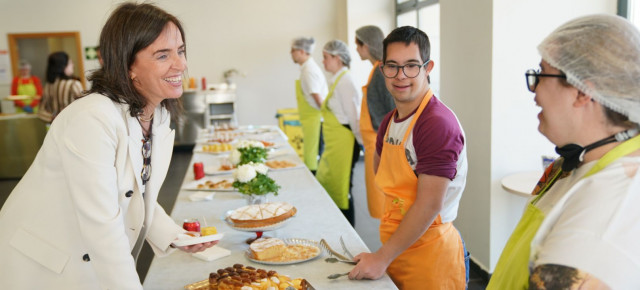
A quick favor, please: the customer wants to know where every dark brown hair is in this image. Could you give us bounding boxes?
[87,2,184,120]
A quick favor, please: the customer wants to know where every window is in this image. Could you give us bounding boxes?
[395,0,440,96]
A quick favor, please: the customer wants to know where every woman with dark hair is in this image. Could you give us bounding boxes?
[0,3,215,289]
[37,51,83,123]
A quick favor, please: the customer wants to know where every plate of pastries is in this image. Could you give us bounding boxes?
[246,237,321,265]
[183,177,235,192]
[184,263,313,290]
[224,202,297,231]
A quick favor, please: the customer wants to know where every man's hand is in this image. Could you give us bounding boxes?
[348,251,392,280]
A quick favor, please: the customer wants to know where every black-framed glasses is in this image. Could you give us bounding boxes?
[381,60,429,78]
[525,69,566,92]
[141,137,152,185]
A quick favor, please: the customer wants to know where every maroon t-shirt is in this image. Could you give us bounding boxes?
[376,96,464,180]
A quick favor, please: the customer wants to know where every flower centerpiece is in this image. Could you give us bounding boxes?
[229,140,268,166]
[232,162,280,204]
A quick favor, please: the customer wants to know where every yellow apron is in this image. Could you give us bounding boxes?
[295,80,322,171]
[488,134,640,289]
[376,90,465,289]
[316,70,354,209]
[360,61,385,218]
[15,78,38,113]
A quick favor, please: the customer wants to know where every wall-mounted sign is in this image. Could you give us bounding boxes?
[85,46,98,60]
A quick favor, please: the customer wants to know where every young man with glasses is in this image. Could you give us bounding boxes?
[347,26,468,289]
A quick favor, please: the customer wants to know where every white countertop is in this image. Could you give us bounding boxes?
[143,126,397,289]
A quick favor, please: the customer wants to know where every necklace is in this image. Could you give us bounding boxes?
[138,112,154,122]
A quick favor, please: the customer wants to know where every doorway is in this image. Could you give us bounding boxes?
[7,32,85,87]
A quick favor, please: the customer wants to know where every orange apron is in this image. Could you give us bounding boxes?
[376,90,465,289]
[360,61,385,218]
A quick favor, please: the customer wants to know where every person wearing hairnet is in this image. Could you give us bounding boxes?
[488,14,640,289]
[316,40,362,226]
[355,25,396,219]
[290,37,328,174]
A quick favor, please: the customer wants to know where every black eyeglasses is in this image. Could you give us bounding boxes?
[381,60,429,78]
[525,69,566,92]
[141,137,152,185]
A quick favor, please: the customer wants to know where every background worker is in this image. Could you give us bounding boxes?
[349,26,468,289]
[317,39,362,226]
[290,37,328,174]
[37,51,83,124]
[10,60,42,113]
[488,14,640,289]
[355,25,396,219]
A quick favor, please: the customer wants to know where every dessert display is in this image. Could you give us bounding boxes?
[228,202,296,228]
[202,143,233,153]
[197,179,233,190]
[205,264,309,290]
[265,160,296,169]
[249,238,320,263]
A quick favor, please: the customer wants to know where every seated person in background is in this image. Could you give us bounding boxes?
[10,60,42,113]
[488,14,640,290]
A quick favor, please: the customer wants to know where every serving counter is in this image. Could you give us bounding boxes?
[0,113,47,178]
[143,126,397,289]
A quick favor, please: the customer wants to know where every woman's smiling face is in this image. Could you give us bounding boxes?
[129,22,186,106]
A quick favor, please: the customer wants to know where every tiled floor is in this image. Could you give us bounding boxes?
[0,147,489,288]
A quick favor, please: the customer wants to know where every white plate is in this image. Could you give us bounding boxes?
[245,238,322,265]
[204,164,235,175]
[264,156,304,171]
[223,210,294,232]
[172,233,224,247]
[183,177,236,192]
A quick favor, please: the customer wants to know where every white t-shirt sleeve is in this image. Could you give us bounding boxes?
[334,73,362,144]
[531,160,640,290]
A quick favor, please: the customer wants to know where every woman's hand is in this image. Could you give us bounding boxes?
[348,251,391,280]
[175,240,218,253]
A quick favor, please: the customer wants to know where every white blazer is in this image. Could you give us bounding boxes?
[0,94,184,289]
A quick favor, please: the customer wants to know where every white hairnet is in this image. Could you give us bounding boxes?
[292,37,315,54]
[19,60,31,69]
[538,14,640,124]
[356,25,384,61]
[324,40,351,67]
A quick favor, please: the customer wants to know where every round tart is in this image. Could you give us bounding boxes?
[228,202,296,228]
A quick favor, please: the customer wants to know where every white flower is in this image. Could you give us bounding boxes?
[233,164,257,183]
[235,139,264,149]
[254,163,269,175]
[229,149,241,165]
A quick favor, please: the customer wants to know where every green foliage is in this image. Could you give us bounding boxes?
[238,147,267,165]
[232,173,280,196]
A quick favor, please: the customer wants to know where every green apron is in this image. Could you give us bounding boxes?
[316,70,354,209]
[295,80,322,170]
[488,134,640,289]
[15,79,38,113]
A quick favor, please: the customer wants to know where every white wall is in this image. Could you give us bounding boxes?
[0,0,392,126]
[443,0,617,272]
[440,0,494,271]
